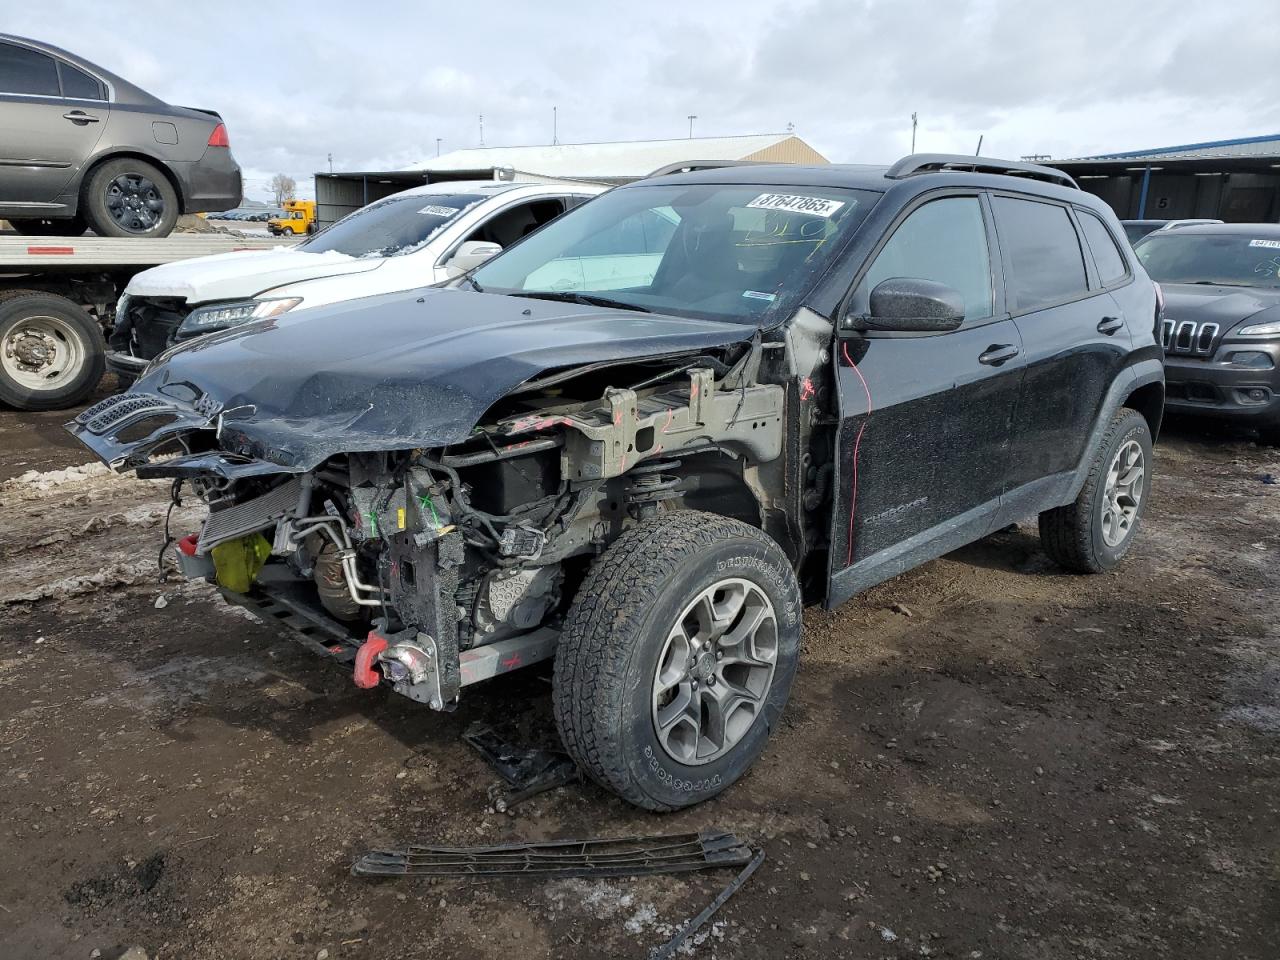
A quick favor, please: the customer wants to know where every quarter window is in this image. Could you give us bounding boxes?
[993,196,1089,311]
[1078,211,1128,286]
[858,196,993,321]
[0,42,60,97]
[58,61,105,100]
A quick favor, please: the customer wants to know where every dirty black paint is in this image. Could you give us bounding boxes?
[122,288,757,470]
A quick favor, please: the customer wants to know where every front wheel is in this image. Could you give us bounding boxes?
[0,292,106,410]
[1039,408,1152,573]
[553,510,802,811]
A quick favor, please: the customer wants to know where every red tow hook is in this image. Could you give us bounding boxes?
[354,631,389,689]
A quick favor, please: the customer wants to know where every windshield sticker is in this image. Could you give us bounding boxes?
[742,290,777,301]
[418,204,460,218]
[747,194,846,218]
[1249,239,1280,249]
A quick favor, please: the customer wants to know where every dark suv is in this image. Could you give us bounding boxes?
[1134,223,1280,443]
[0,34,241,237]
[69,154,1164,811]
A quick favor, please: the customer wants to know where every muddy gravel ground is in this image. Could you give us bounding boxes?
[1,399,1277,960]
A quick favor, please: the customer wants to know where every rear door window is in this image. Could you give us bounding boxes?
[857,195,994,321]
[1077,211,1129,286]
[992,196,1089,311]
[0,42,60,96]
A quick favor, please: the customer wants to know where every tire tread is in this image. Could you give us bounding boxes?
[553,509,791,811]
[1039,408,1149,573]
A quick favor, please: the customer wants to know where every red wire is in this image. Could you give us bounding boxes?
[840,341,873,567]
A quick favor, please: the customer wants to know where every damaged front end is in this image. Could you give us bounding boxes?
[67,332,806,711]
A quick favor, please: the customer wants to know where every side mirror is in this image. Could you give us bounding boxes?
[446,240,502,277]
[847,277,965,333]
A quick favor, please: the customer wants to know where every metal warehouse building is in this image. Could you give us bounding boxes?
[1050,134,1280,223]
[313,133,827,227]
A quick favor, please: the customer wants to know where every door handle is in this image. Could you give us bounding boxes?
[1097,316,1124,335]
[63,111,100,124]
[978,344,1020,366]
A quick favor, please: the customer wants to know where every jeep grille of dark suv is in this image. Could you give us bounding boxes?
[1161,318,1219,355]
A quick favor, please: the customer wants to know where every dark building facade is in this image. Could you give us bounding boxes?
[1049,134,1280,223]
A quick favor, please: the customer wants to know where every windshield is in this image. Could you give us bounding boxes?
[1136,233,1280,288]
[470,182,877,324]
[299,193,484,259]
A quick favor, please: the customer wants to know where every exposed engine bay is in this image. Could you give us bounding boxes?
[68,306,836,711]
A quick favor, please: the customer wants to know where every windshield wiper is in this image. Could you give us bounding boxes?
[462,275,484,293]
[1189,280,1248,287]
[508,290,651,313]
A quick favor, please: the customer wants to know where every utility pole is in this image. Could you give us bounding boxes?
[910,112,918,153]
[479,115,485,147]
[687,115,697,138]
[553,106,558,146]
[435,138,442,157]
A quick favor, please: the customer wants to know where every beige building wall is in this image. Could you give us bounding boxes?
[741,136,829,165]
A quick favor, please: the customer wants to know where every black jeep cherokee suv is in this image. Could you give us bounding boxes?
[69,154,1164,811]
[1134,223,1280,444]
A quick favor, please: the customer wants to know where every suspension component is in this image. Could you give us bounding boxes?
[626,458,683,519]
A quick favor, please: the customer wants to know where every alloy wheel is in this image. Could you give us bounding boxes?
[1101,438,1145,547]
[651,578,778,765]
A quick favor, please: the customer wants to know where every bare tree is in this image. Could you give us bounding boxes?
[270,173,297,206]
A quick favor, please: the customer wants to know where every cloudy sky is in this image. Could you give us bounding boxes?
[10,0,1278,201]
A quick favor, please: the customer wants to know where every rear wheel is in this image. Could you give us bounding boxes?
[8,216,87,236]
[1039,408,1152,573]
[0,292,105,410]
[82,158,179,238]
[553,510,801,811]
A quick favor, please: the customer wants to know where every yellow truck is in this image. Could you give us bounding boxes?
[268,199,316,236]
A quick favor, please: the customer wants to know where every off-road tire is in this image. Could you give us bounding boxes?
[553,510,802,811]
[8,215,87,236]
[0,291,105,410]
[82,158,179,238]
[1039,408,1152,573]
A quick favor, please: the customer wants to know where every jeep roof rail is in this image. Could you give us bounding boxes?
[885,153,1079,189]
[644,160,774,179]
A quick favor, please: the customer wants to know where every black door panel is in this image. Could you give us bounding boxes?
[992,195,1130,493]
[1006,293,1131,486]
[831,321,1024,572]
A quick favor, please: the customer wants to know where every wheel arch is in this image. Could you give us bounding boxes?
[77,150,186,213]
[1122,380,1165,442]
[669,449,767,530]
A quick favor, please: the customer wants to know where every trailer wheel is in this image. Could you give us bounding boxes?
[0,292,106,411]
[553,510,802,811]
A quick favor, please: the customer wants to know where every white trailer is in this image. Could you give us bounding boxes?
[0,232,291,411]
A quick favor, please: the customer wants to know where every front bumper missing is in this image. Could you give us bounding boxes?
[219,566,558,710]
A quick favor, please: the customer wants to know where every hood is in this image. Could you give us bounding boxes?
[84,288,755,473]
[1160,283,1280,331]
[125,247,384,304]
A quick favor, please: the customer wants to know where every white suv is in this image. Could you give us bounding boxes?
[107,180,605,383]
